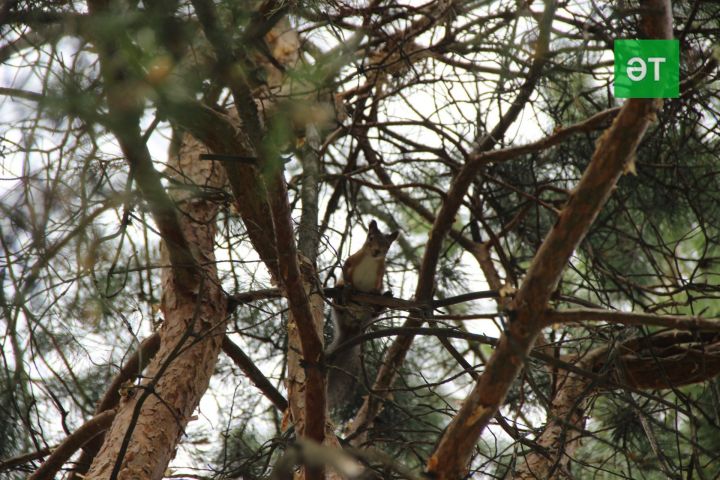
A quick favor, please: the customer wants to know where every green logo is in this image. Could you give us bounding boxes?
[614,40,679,98]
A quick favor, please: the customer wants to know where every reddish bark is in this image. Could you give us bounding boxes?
[83,126,228,478]
[28,409,117,480]
[426,1,673,476]
[507,351,600,479]
[69,334,161,478]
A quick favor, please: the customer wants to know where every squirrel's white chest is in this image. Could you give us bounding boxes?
[351,255,382,292]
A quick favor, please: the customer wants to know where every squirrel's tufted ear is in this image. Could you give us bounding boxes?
[368,220,379,232]
[388,230,399,243]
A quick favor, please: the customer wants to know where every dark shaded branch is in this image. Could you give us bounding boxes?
[349,0,559,442]
[545,308,720,332]
[160,100,280,280]
[427,1,673,477]
[222,336,288,411]
[229,287,500,313]
[68,334,161,479]
[28,409,117,480]
[0,448,52,474]
[96,335,163,413]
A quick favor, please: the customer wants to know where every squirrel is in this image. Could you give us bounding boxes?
[327,220,399,418]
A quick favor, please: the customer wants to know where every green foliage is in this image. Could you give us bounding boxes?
[0,374,22,460]
[2,1,720,479]
[215,425,274,479]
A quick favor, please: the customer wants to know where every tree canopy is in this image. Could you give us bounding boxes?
[1,0,720,479]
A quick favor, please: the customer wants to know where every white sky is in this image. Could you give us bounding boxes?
[0,1,630,476]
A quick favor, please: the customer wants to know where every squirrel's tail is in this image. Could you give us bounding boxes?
[326,303,375,418]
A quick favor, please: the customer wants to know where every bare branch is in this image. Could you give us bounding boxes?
[28,409,116,480]
[349,0,560,443]
[427,1,674,477]
[545,308,720,332]
[222,336,288,412]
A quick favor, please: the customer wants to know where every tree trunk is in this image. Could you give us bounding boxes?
[85,136,227,479]
[509,362,591,479]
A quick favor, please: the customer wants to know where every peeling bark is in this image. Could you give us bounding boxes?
[426,1,673,477]
[84,135,228,480]
[69,335,161,478]
[28,409,117,480]
[508,353,597,479]
[509,327,720,478]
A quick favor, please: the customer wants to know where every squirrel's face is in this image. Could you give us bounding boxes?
[365,220,399,258]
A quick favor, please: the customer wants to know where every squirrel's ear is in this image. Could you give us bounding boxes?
[388,230,399,243]
[368,220,378,232]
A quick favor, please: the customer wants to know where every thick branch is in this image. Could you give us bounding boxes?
[28,409,117,480]
[427,1,672,477]
[545,308,720,332]
[265,168,326,445]
[68,334,162,479]
[297,125,322,264]
[162,101,280,280]
[594,330,720,389]
[222,336,288,411]
[349,0,558,441]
